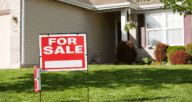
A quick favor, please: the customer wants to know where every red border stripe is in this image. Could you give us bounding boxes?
[35,90,41,92]
[34,69,37,78]
[34,66,40,68]
[35,80,37,89]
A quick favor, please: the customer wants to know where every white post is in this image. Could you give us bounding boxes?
[121,9,128,41]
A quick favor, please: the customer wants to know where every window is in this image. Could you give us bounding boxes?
[145,12,184,47]
[166,12,183,45]
[147,30,163,46]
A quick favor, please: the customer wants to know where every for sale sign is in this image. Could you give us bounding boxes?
[39,33,87,72]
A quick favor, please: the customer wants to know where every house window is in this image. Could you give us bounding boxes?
[145,12,184,46]
[166,12,183,45]
[147,30,163,46]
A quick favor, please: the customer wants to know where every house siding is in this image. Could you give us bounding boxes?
[0,0,21,69]
[24,0,115,67]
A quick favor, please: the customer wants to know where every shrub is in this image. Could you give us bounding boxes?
[141,57,149,64]
[185,42,192,58]
[167,46,185,63]
[141,57,154,64]
[169,50,190,64]
[151,61,163,65]
[149,58,154,64]
[154,42,169,62]
[116,40,137,64]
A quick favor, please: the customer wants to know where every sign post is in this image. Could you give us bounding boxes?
[34,66,41,101]
[34,66,41,92]
[36,33,88,101]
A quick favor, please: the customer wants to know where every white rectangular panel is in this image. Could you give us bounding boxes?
[45,60,82,68]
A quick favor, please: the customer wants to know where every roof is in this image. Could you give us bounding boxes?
[57,0,182,11]
[76,0,135,5]
[58,0,139,10]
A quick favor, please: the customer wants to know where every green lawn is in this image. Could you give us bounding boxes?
[1,65,192,102]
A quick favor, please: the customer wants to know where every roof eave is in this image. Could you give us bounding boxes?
[138,2,182,10]
[57,0,182,11]
[94,2,139,10]
[57,0,94,10]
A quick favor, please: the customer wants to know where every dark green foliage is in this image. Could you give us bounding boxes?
[116,41,137,64]
[160,0,192,17]
[185,42,192,58]
[124,23,136,31]
[167,46,185,63]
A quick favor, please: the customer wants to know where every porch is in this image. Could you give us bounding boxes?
[93,7,187,64]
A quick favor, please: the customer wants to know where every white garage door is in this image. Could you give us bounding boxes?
[0,12,11,69]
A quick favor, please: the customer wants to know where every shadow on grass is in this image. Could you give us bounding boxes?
[103,96,173,102]
[1,66,192,94]
[59,99,88,102]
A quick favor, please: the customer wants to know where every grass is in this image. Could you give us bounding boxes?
[1,65,192,102]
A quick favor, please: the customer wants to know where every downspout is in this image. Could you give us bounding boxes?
[21,0,25,65]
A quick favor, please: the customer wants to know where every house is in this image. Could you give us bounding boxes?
[0,0,191,69]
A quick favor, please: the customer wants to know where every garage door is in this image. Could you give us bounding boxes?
[0,12,11,69]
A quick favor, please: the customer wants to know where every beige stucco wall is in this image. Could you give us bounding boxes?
[0,0,21,69]
[24,0,115,67]
[129,14,155,61]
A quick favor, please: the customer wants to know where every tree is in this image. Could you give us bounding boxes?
[160,0,192,17]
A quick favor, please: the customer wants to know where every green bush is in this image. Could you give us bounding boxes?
[185,42,192,58]
[141,57,149,64]
[141,57,154,64]
[149,58,154,64]
[167,46,185,63]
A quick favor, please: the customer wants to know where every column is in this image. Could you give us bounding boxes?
[121,9,128,41]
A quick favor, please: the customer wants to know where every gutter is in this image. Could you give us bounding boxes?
[57,0,94,10]
[139,2,182,10]
[58,0,139,10]
[58,0,183,11]
[94,2,139,10]
[21,0,25,65]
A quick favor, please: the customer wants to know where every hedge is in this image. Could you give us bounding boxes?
[170,50,190,64]
[154,42,169,62]
[167,46,185,63]
[186,42,192,58]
